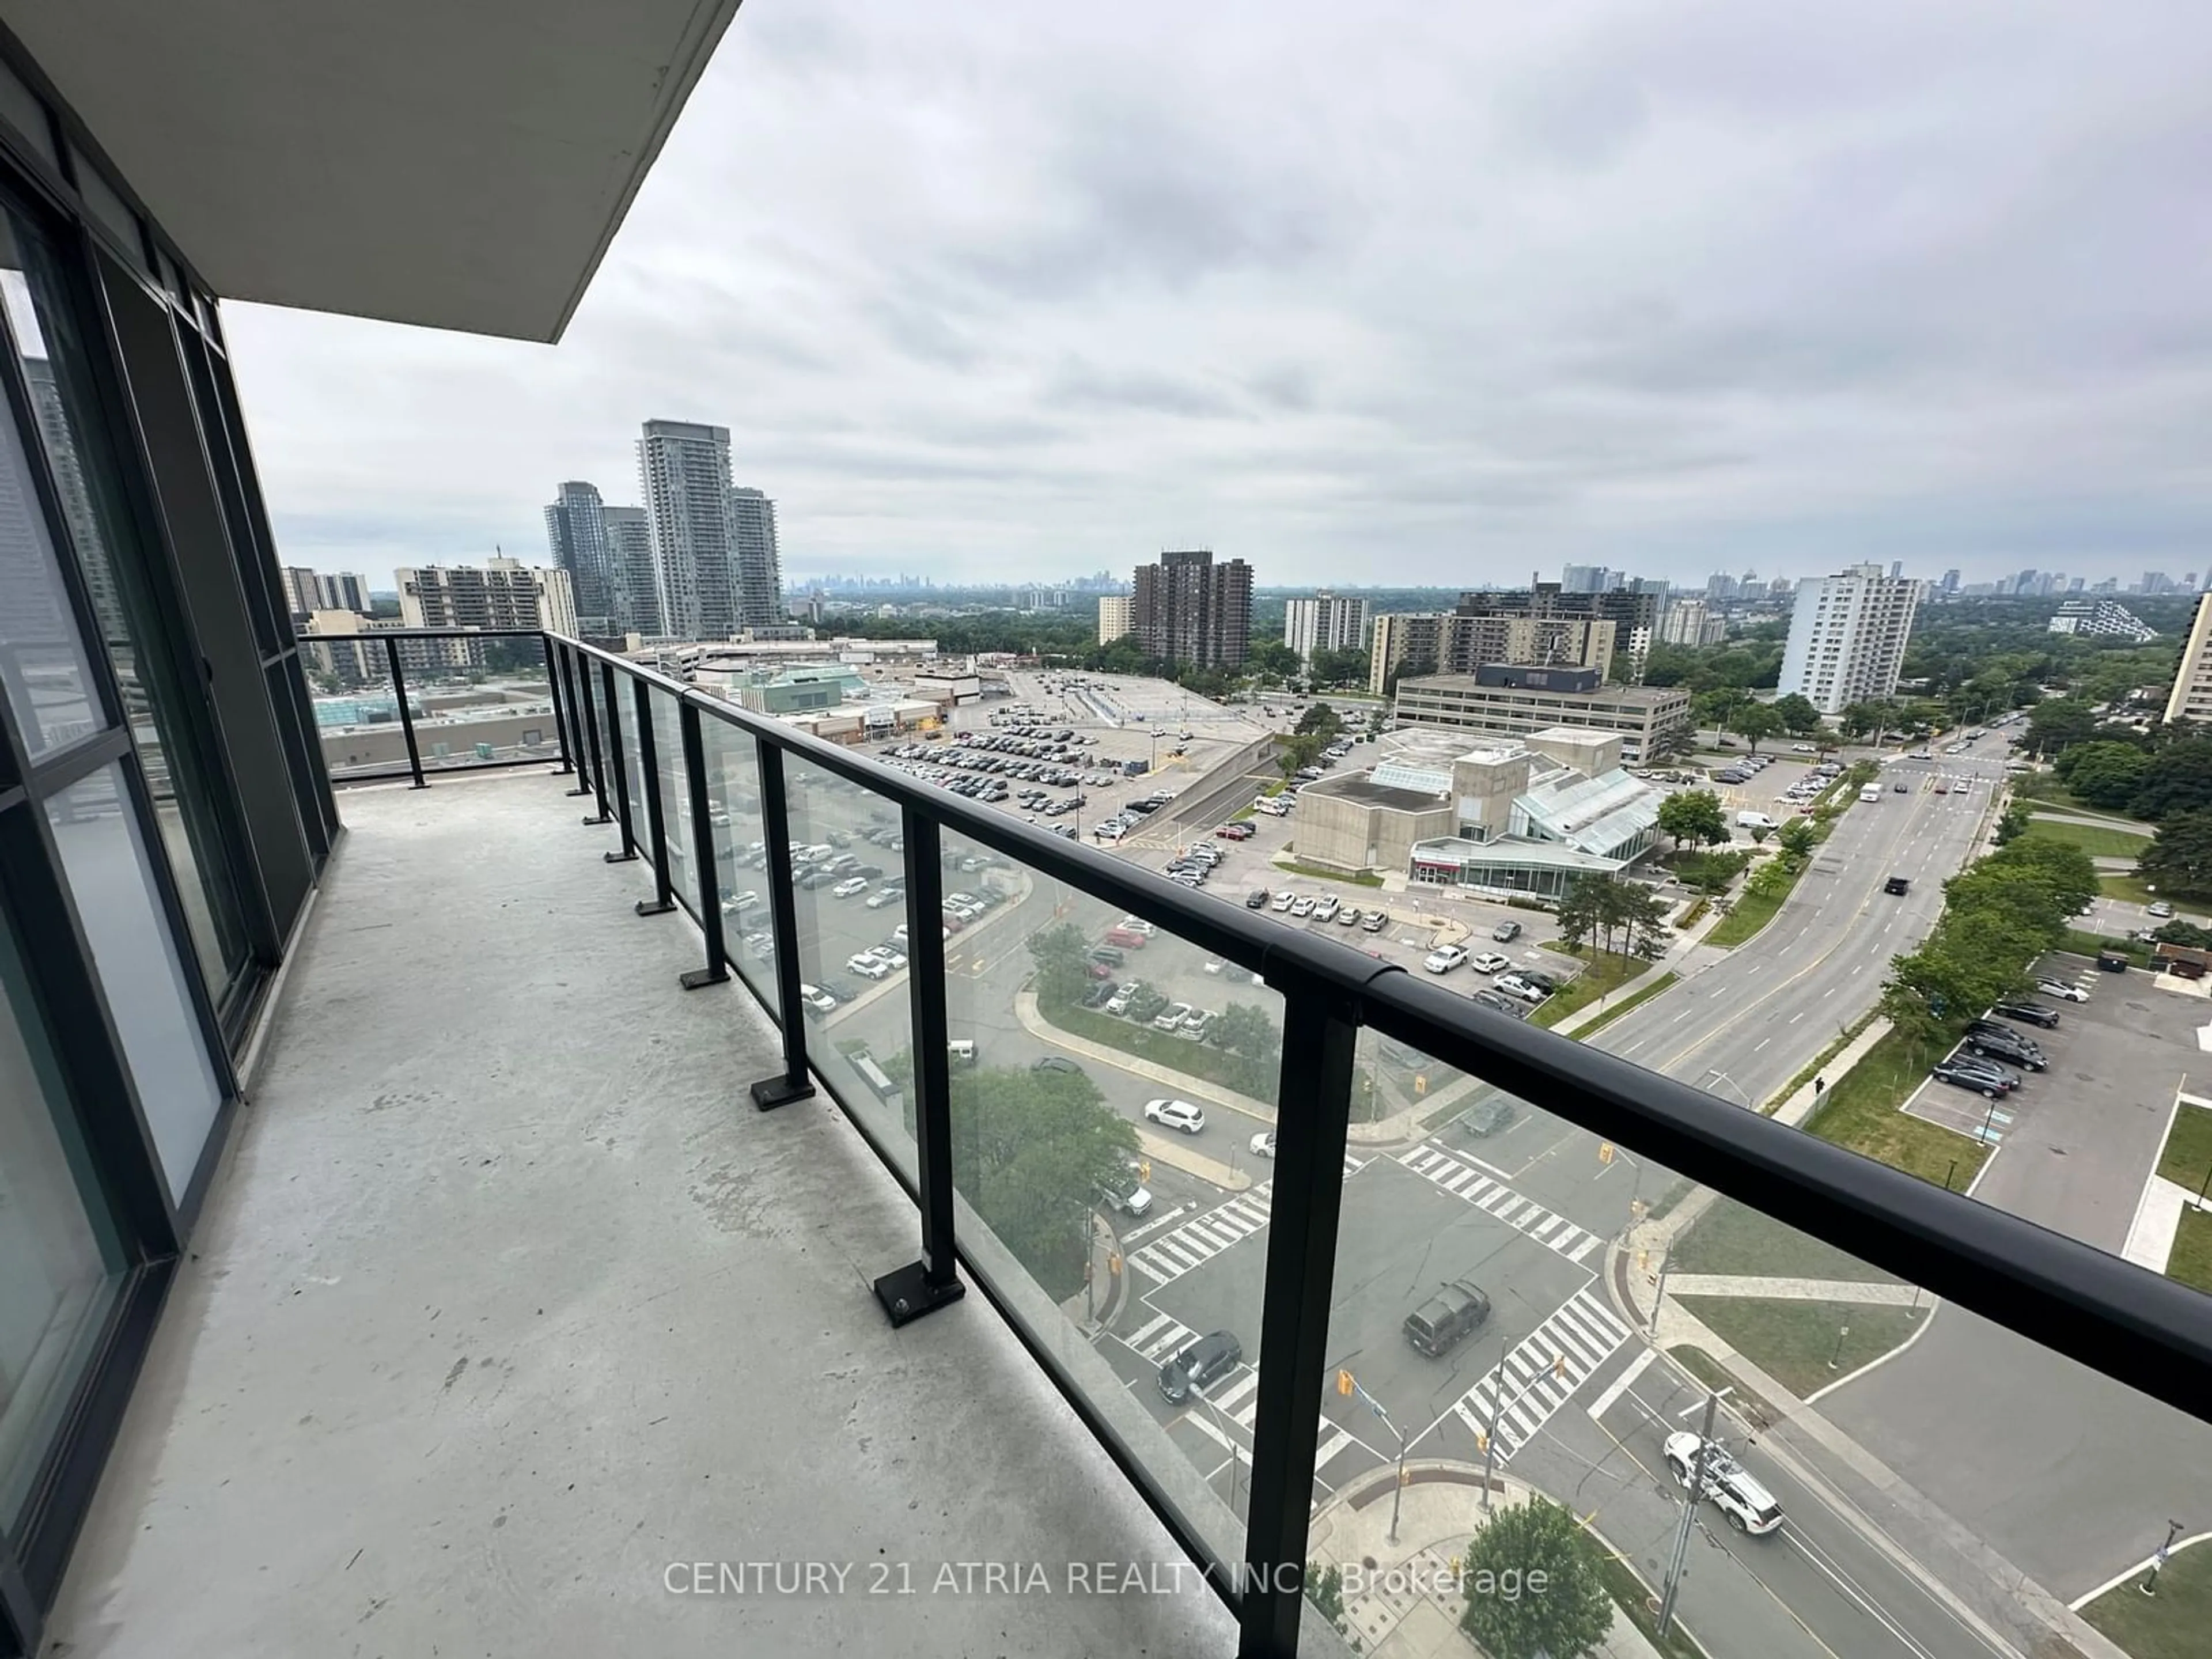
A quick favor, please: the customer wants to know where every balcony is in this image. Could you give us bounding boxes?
[38,634,2212,1659]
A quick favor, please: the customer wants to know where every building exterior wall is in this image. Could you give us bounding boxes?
[1131,548,1251,667]
[1368,609,1614,693]
[1291,789,1453,872]
[600,504,662,637]
[727,485,783,630]
[395,557,575,636]
[1395,675,1690,762]
[1097,593,1133,643]
[2163,594,2212,725]
[638,419,738,641]
[1778,564,1922,715]
[1283,592,1369,662]
[543,480,617,634]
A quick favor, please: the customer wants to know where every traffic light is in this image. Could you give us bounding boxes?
[1414,1074,1428,1095]
[1338,1370,1354,1397]
[1474,1431,1488,1454]
[1400,1466,1413,1487]
[1598,1141,1615,1166]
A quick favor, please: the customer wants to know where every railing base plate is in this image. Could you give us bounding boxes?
[566,785,592,797]
[634,898,677,916]
[749,1075,816,1112]
[680,966,730,991]
[581,811,611,825]
[873,1261,964,1328]
[603,849,638,864]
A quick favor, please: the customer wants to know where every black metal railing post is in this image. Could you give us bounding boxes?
[1238,980,1359,1659]
[599,660,638,863]
[747,741,817,1111]
[541,631,574,775]
[677,700,731,991]
[873,809,965,1327]
[384,635,428,790]
[555,643,593,797]
[572,650,611,825]
[628,676,677,917]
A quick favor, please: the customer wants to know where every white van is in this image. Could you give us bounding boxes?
[946,1039,977,1065]
[1734,810,1777,830]
[1858,784,1882,804]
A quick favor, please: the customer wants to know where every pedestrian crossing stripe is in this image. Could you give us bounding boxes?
[1124,1157,1363,1286]
[1396,1144,1606,1265]
[1447,1290,1632,1464]
[1123,1310,1198,1363]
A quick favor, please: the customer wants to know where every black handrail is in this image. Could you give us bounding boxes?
[513,630,2209,1657]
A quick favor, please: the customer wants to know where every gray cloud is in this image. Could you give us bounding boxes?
[225,0,2212,588]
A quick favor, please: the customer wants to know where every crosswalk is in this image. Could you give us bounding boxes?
[1446,1290,1632,1464]
[1396,1144,1606,1265]
[1123,1311,1366,1481]
[1125,1153,1369,1285]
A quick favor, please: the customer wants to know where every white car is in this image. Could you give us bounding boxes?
[1424,945,1468,974]
[1290,896,1317,917]
[798,984,839,1017]
[1105,984,1140,1016]
[1312,897,1340,923]
[831,877,870,899]
[1664,1432,1783,1536]
[1144,1099,1207,1134]
[2034,978,2089,1003]
[872,948,908,972]
[845,952,892,980]
[1791,743,1817,753]
[1249,1131,1277,1158]
[865,888,904,910]
[1469,952,1510,974]
[1271,892,1296,913]
[1116,916,1158,937]
[1153,1001,1195,1032]
[1493,974,1547,1005]
[720,890,762,916]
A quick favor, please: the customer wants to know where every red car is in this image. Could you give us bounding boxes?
[1215,823,1254,840]
[941,910,968,933]
[1103,926,1148,949]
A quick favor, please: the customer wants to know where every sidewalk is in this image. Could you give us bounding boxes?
[1662,1274,1922,1304]
[2122,1173,2205,1273]
[1307,1463,1669,1659]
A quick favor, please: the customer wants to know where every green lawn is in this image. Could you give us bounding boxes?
[2080,1537,2212,1659]
[1803,1027,1991,1191]
[2100,872,2165,906]
[1764,1013,1879,1115]
[1673,1297,1925,1397]
[2168,1206,2212,1296]
[1668,1196,1897,1283]
[1567,972,1677,1039]
[2023,817,2152,860]
[1529,950,1652,1029]
[2065,928,2151,966]
[1271,859,1385,888]
[1704,867,1802,948]
[2158,1104,2212,1194]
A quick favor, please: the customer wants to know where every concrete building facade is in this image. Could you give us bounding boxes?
[543,480,618,634]
[396,556,576,638]
[600,505,662,637]
[1778,563,1922,715]
[1283,591,1369,664]
[1368,612,1615,696]
[1098,593,1134,643]
[727,485,784,630]
[638,419,741,641]
[2049,599,2157,644]
[2162,594,2212,725]
[1393,672,1690,763]
[1131,548,1251,668]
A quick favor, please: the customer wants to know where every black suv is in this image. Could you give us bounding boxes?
[1990,1000,2061,1029]
[1963,1022,2047,1071]
[1158,1331,1243,1404]
[1404,1278,1493,1357]
[1931,1055,2018,1098]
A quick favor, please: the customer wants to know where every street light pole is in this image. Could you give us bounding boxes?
[1657,1389,1721,1638]
[1480,1346,1508,1514]
[2141,1518,2185,1596]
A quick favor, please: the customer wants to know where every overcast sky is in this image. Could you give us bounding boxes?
[227,0,2212,591]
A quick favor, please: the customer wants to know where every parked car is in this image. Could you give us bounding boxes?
[1249,1131,1277,1159]
[1460,1096,1520,1135]
[1930,1055,2019,1097]
[2034,978,2089,1003]
[1143,1098,1206,1134]
[1336,906,1363,927]
[798,984,839,1018]
[1361,910,1388,932]
[865,887,904,910]
[1153,1001,1195,1032]
[1246,889,1271,910]
[1990,1000,2061,1029]
[1271,892,1296,913]
[1493,974,1548,1005]
[1963,1022,2047,1071]
[1424,945,1468,974]
[2149,900,2176,918]
[1491,921,1522,942]
[845,952,892,980]
[1031,1056,1085,1077]
[831,876,870,899]
[1312,897,1340,923]
[1290,896,1317,917]
[1105,983,1141,1016]
[1469,952,1510,974]
[1080,979,1118,1008]
[1157,1330,1242,1404]
[1469,989,1528,1019]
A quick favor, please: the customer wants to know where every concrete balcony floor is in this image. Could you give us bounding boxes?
[43,768,1236,1658]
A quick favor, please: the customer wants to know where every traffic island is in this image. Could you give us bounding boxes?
[2076,1533,2212,1659]
[1671,1294,1926,1399]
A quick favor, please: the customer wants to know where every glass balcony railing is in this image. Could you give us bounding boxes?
[312,628,576,789]
[520,630,2212,1658]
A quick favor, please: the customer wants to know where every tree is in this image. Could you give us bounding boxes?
[1247,639,1302,682]
[1207,1001,1283,1094]
[1459,1499,1613,1659]
[1656,789,1728,850]
[1303,1563,1349,1639]
[2138,810,2212,899]
[1730,700,1783,753]
[1777,817,1817,860]
[1309,647,1372,690]
[2052,740,2151,810]
[948,1065,1140,1297]
[2024,698,2098,759]
[1988,834,2099,918]
[1296,701,1344,740]
[1771,693,1824,737]
[1992,801,2033,846]
[1279,731,1329,778]
[2129,740,2212,823]
[1027,923,1093,1007]
[1555,876,1604,954]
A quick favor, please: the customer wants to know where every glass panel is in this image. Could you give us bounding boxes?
[46,761,225,1202]
[306,641,410,783]
[1313,1034,2212,1659]
[0,268,99,756]
[940,831,1279,1573]
[404,634,557,775]
[1,208,252,994]
[0,56,55,170]
[782,752,918,1185]
[699,715,779,1017]
[0,906,127,1531]
[615,679,650,869]
[648,686,690,916]
[71,152,143,271]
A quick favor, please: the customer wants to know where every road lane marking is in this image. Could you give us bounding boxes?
[1585,1347,1656,1421]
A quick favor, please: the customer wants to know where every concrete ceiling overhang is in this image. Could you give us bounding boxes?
[3,0,743,342]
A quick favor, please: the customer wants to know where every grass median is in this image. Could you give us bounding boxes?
[1568,971,1676,1039]
[2168,1206,2212,1296]
[1673,1296,1923,1397]
[1802,1027,1991,1190]
[1529,949,1652,1029]
[1703,871,1798,948]
[2023,817,2152,859]
[2079,1539,2212,1659]
[2157,1103,2212,1192]
[1669,1196,1897,1283]
[1034,994,1275,1100]
[1271,859,1385,889]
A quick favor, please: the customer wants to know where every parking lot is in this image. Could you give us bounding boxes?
[1902,949,2200,1253]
